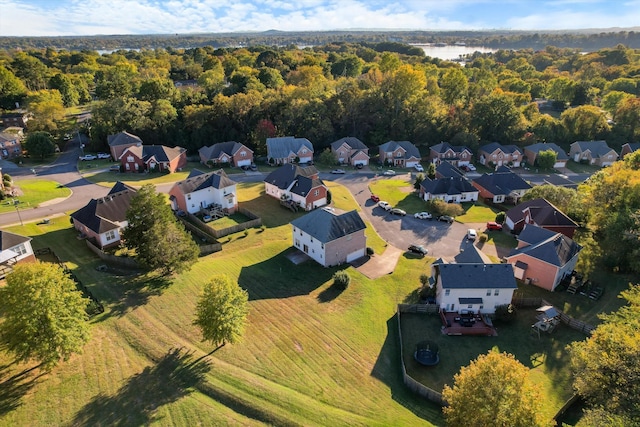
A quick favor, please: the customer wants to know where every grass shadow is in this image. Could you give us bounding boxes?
[316,282,346,303]
[98,271,173,319]
[0,364,45,416]
[70,347,210,427]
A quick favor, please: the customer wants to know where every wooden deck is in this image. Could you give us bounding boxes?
[440,311,498,336]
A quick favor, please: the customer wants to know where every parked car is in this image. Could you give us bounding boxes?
[408,244,428,256]
[355,163,364,169]
[467,164,477,171]
[109,164,120,172]
[414,212,433,220]
[390,208,406,216]
[383,170,396,176]
[79,154,97,161]
[486,221,503,231]
[378,201,391,210]
[97,152,111,159]
[414,164,424,172]
[459,165,469,172]
[438,215,454,223]
[370,194,380,203]
[331,169,346,174]
[249,163,258,171]
[467,229,477,241]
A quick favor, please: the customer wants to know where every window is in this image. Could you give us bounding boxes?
[486,289,491,296]
[468,304,473,309]
[13,244,27,256]
[445,289,450,296]
[295,239,299,247]
[127,156,134,162]
[240,151,246,157]
[314,189,319,196]
[480,305,484,310]
[187,194,191,200]
[494,289,500,296]
[105,230,116,241]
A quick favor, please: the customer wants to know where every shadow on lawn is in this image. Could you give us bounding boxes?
[238,249,335,301]
[70,348,210,427]
[0,363,45,416]
[370,315,445,425]
[98,272,172,319]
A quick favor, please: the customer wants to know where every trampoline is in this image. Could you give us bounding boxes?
[414,340,440,366]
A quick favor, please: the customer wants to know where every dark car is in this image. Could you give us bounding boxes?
[408,244,428,256]
[390,208,406,216]
[438,215,454,223]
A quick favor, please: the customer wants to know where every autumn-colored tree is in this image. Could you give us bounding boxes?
[536,149,557,170]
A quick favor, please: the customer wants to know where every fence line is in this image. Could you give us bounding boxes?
[85,240,139,268]
[511,296,595,335]
[177,216,222,255]
[185,207,262,239]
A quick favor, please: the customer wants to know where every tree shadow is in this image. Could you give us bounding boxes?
[370,315,445,424]
[316,282,346,303]
[238,249,335,301]
[70,347,210,427]
[99,272,173,319]
[0,363,45,416]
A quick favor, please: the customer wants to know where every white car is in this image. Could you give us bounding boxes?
[383,170,396,176]
[331,169,346,174]
[79,154,97,161]
[467,164,477,171]
[378,201,392,211]
[97,152,111,159]
[414,164,424,172]
[414,212,433,220]
[467,229,477,241]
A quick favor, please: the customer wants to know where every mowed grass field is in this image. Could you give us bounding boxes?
[0,183,443,426]
[0,179,71,213]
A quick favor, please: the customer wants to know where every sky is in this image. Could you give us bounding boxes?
[1,0,639,37]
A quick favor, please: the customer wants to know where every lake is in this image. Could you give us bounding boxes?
[413,44,496,61]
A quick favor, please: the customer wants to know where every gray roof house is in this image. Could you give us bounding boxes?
[419,177,479,203]
[0,230,36,275]
[505,198,578,238]
[198,141,254,168]
[524,142,569,168]
[569,140,618,167]
[378,140,421,168]
[264,164,327,211]
[435,161,465,179]
[169,169,238,214]
[472,168,532,204]
[621,142,640,159]
[266,136,314,165]
[478,142,523,168]
[330,137,370,166]
[107,131,143,160]
[429,142,473,166]
[291,207,367,267]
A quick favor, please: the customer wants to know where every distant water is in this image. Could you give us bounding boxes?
[413,44,496,61]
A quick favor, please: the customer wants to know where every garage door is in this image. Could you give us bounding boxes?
[347,248,365,263]
[299,156,312,163]
[237,159,251,167]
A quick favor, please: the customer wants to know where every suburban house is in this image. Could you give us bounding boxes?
[198,141,254,168]
[621,142,640,158]
[0,130,22,159]
[505,198,578,238]
[264,163,327,211]
[70,182,137,249]
[505,224,582,292]
[119,144,187,173]
[419,177,479,203]
[569,140,619,167]
[330,137,370,166]
[435,161,465,179]
[378,140,421,168]
[266,136,314,165]
[478,142,523,168]
[524,142,569,168]
[291,207,367,267]
[428,142,473,167]
[169,169,237,215]
[107,131,143,160]
[0,230,36,277]
[472,168,532,204]
[432,262,517,314]
[543,174,579,189]
[0,112,30,128]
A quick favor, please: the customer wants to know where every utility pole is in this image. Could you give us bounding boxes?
[14,200,23,226]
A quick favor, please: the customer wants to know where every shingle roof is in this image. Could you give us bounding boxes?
[473,171,532,195]
[198,141,251,161]
[264,163,319,190]
[480,142,522,155]
[0,230,31,251]
[525,142,569,160]
[506,198,577,228]
[430,142,471,155]
[172,169,236,194]
[436,162,465,179]
[331,137,368,151]
[623,142,640,153]
[107,131,142,147]
[290,208,366,244]
[289,176,324,197]
[70,182,137,234]
[379,140,421,159]
[454,245,492,264]
[438,263,517,289]
[508,224,582,267]
[572,140,617,157]
[122,145,186,163]
[266,137,313,160]
[421,176,477,196]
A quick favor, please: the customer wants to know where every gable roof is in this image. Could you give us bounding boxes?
[435,161,465,179]
[107,131,142,147]
[437,263,517,289]
[622,142,640,153]
[379,140,421,159]
[430,142,471,155]
[473,171,532,195]
[172,169,236,195]
[331,137,368,151]
[121,145,186,163]
[70,182,137,234]
[291,208,366,244]
[264,163,319,190]
[480,142,522,155]
[506,198,577,227]
[0,230,31,250]
[266,136,313,159]
[454,245,492,264]
[525,142,569,160]
[198,141,252,161]
[421,176,477,196]
[508,224,582,267]
[289,175,325,197]
[571,140,617,157]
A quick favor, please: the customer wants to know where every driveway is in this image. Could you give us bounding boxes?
[352,245,403,279]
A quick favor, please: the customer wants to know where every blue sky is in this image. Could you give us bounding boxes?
[1,0,639,37]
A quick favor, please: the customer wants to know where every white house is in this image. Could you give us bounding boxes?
[0,230,36,277]
[169,169,237,214]
[433,262,517,314]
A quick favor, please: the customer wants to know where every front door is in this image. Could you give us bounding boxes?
[303,244,308,254]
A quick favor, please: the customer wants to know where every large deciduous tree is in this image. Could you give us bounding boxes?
[23,131,56,159]
[193,275,249,348]
[0,65,28,109]
[0,262,90,369]
[536,149,557,170]
[470,91,524,143]
[442,350,543,427]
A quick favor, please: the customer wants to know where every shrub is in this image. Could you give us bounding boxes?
[495,211,506,223]
[494,304,517,323]
[419,274,429,287]
[479,233,488,243]
[333,271,350,290]
[366,247,374,256]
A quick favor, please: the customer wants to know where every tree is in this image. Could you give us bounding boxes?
[26,89,66,132]
[568,284,640,420]
[442,350,543,427]
[560,105,610,143]
[23,131,56,159]
[318,148,337,166]
[414,173,425,190]
[0,65,28,109]
[521,184,579,216]
[193,275,249,348]
[470,91,524,143]
[0,262,90,369]
[536,149,557,170]
[426,163,436,179]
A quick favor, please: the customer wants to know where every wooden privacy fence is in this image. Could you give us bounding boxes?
[511,296,595,335]
[85,240,138,268]
[177,216,222,255]
[185,207,262,240]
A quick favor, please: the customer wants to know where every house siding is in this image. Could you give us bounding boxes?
[292,227,366,267]
[436,277,514,314]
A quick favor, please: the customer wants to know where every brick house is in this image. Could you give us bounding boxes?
[620,142,640,159]
[478,142,523,168]
[523,142,569,168]
[378,140,421,168]
[472,168,532,204]
[505,198,578,238]
[266,136,314,165]
[119,145,187,173]
[569,140,618,167]
[264,164,327,211]
[198,141,254,168]
[429,142,473,167]
[169,169,237,214]
[330,137,370,166]
[291,208,367,267]
[0,130,23,159]
[107,131,143,161]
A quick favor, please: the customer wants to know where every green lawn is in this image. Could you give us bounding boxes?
[370,178,428,214]
[205,212,251,230]
[564,160,601,174]
[455,203,499,223]
[0,182,441,426]
[0,179,71,213]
